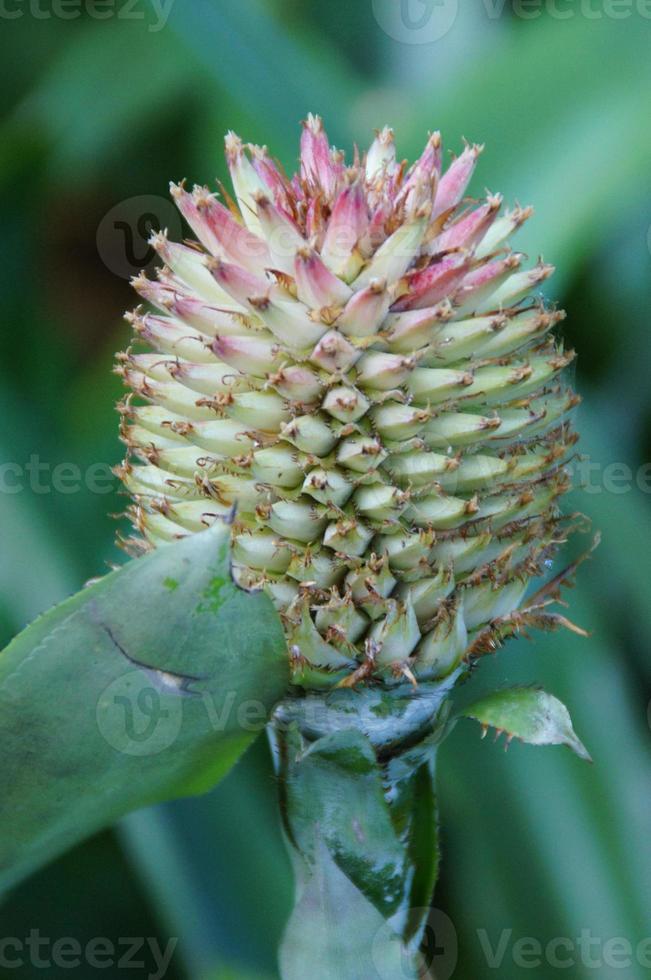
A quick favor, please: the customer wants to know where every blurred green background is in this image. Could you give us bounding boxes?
[1,1,650,977]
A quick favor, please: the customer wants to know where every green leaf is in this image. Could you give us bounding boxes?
[0,524,288,893]
[280,839,416,980]
[283,728,409,919]
[273,727,418,980]
[269,678,457,978]
[461,687,592,762]
[385,734,440,947]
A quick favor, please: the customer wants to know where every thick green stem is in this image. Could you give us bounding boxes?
[268,677,458,980]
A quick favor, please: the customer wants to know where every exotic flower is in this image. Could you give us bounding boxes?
[116,114,582,689]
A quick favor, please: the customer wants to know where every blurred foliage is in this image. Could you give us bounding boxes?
[0,1,649,978]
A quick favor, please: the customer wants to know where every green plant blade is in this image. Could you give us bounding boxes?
[273,726,420,980]
[0,523,288,893]
[270,682,455,980]
[461,687,592,762]
[281,839,415,980]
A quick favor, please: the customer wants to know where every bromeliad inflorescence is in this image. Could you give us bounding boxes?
[0,114,595,980]
[116,115,584,691]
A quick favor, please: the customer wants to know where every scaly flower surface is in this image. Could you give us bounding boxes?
[116,115,581,688]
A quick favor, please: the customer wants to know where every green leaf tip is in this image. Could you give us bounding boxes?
[0,523,289,893]
[461,686,592,762]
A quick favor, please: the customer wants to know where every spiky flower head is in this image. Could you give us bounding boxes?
[116,115,582,689]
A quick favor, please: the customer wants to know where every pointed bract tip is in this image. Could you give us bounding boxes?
[376,125,395,144]
[149,229,168,251]
[224,131,244,161]
[303,112,324,133]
